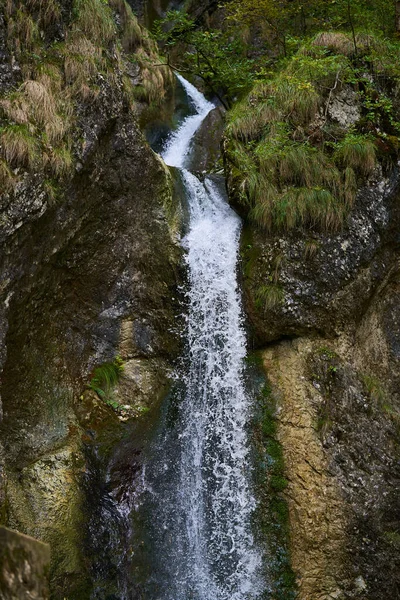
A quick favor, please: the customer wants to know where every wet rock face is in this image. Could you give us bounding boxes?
[189,106,225,174]
[264,334,400,600]
[0,114,182,595]
[241,171,400,598]
[241,171,399,346]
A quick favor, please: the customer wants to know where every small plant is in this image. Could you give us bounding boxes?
[255,283,284,310]
[304,238,320,258]
[383,531,400,548]
[88,356,124,406]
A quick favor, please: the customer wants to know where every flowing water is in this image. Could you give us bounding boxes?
[128,75,264,600]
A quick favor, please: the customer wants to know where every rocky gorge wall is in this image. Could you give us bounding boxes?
[0,1,183,597]
[237,111,400,600]
[0,0,399,597]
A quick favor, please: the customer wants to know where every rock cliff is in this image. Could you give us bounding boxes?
[0,1,182,596]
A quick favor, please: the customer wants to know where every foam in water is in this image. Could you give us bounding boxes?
[161,74,214,168]
[132,75,264,600]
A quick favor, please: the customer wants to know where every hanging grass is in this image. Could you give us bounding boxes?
[0,160,14,192]
[7,9,40,55]
[88,356,124,403]
[109,0,143,52]
[224,32,395,233]
[73,0,115,45]
[255,284,285,310]
[333,134,376,175]
[0,124,39,168]
[47,146,73,177]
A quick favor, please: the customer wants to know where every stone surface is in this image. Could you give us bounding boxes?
[0,114,183,596]
[240,170,399,346]
[189,106,225,173]
[0,4,183,591]
[258,309,400,600]
[263,341,349,600]
[0,526,50,600]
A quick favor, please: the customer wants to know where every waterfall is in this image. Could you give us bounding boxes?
[131,75,264,600]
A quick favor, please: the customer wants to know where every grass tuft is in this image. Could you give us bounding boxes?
[0,159,14,191]
[255,284,284,310]
[88,356,124,404]
[312,32,355,56]
[225,33,392,233]
[0,124,39,168]
[334,134,376,176]
[73,0,115,45]
[109,0,143,52]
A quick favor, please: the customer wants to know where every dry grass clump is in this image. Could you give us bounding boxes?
[73,0,115,45]
[334,135,376,175]
[227,75,319,144]
[109,0,143,51]
[46,146,73,176]
[26,0,61,26]
[7,9,40,55]
[312,32,355,56]
[63,33,104,99]
[1,72,73,145]
[250,186,345,232]
[0,125,39,169]
[134,47,172,105]
[228,99,279,142]
[0,159,15,191]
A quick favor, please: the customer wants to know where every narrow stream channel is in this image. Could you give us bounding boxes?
[129,76,265,599]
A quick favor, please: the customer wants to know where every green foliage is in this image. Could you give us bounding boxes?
[226,0,398,55]
[88,356,124,405]
[224,29,400,232]
[154,10,256,106]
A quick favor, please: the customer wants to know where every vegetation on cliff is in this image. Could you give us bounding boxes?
[156,0,400,232]
[225,34,398,231]
[0,0,172,197]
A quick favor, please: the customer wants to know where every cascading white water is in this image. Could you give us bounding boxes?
[130,75,264,600]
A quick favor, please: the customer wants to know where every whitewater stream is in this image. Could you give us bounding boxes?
[127,75,264,600]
